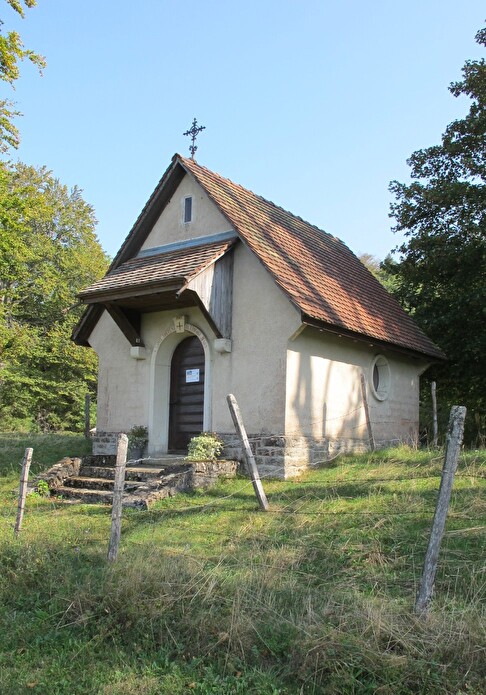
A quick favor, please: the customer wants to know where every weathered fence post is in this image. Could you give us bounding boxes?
[107,433,128,562]
[415,405,466,615]
[360,372,376,451]
[431,381,438,447]
[14,448,33,537]
[84,393,91,439]
[226,394,269,511]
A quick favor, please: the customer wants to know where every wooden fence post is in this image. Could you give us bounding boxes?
[84,393,91,439]
[431,381,438,447]
[360,372,376,451]
[226,394,269,511]
[415,405,466,615]
[14,448,33,537]
[107,433,128,562]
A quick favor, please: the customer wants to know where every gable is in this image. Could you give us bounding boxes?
[140,173,232,251]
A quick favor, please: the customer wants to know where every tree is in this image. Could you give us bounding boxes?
[0,161,108,430]
[0,0,45,152]
[388,26,486,444]
[358,252,398,293]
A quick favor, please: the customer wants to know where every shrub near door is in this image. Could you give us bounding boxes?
[128,426,148,460]
[186,432,224,462]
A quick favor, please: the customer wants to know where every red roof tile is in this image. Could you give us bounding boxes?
[78,238,234,301]
[179,156,445,360]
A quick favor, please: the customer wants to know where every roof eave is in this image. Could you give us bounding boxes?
[301,314,447,362]
[78,279,184,304]
[72,304,104,346]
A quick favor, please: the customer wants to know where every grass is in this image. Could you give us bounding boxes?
[0,432,92,476]
[0,439,485,693]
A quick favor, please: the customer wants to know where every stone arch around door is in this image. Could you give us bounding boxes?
[148,321,212,455]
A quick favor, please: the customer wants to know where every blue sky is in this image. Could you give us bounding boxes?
[5,0,485,260]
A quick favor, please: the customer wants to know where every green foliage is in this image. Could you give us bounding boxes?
[186,431,224,461]
[388,25,486,444]
[0,444,484,692]
[128,425,148,447]
[0,0,45,152]
[34,478,49,496]
[358,252,399,293]
[0,161,109,431]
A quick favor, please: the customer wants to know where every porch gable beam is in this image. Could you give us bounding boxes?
[104,304,145,347]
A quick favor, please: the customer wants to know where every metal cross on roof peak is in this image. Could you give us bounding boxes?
[183,118,206,160]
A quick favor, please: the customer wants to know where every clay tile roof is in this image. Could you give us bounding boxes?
[78,238,235,301]
[178,155,445,360]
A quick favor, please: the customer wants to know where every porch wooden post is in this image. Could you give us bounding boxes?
[107,433,128,562]
[226,394,269,511]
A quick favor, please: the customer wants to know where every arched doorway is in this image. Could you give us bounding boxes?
[168,336,205,451]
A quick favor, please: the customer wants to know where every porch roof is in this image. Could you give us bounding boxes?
[78,236,236,303]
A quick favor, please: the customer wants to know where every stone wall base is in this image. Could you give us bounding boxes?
[93,431,373,480]
[39,457,82,490]
[219,433,371,480]
[92,432,120,456]
[188,460,237,488]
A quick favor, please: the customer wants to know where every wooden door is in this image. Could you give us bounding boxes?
[168,336,205,451]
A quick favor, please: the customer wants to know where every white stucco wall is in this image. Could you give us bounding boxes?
[285,327,428,446]
[89,311,151,431]
[140,173,232,251]
[211,243,301,434]
[89,306,217,452]
[91,303,427,458]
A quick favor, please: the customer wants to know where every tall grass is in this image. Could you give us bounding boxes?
[0,443,484,694]
[0,432,91,476]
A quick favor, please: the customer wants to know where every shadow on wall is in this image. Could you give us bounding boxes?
[288,347,372,464]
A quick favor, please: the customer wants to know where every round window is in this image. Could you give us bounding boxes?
[370,355,390,401]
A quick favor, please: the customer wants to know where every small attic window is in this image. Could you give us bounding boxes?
[183,196,193,224]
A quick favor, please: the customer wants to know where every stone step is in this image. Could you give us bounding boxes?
[64,476,114,490]
[78,466,117,480]
[56,486,113,504]
[63,476,148,491]
[129,464,190,477]
[46,458,235,508]
[133,457,187,466]
[55,479,181,506]
[78,464,189,482]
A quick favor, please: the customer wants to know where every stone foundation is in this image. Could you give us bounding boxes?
[220,433,370,479]
[92,432,120,456]
[93,430,371,480]
[188,459,238,488]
